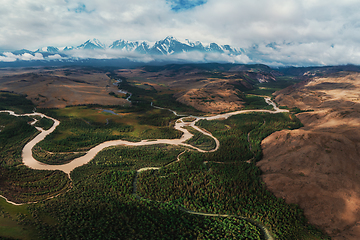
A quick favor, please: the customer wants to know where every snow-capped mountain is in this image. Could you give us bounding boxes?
[3,36,245,65]
[11,49,35,55]
[36,46,59,53]
[109,36,242,55]
[110,40,140,52]
[149,36,193,54]
[76,38,105,50]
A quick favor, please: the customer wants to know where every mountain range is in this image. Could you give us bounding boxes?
[5,36,243,59]
[5,37,348,67]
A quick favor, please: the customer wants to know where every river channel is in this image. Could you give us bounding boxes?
[0,97,287,175]
[0,97,287,239]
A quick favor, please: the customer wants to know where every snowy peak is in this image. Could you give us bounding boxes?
[110,40,150,53]
[7,36,243,61]
[12,49,36,55]
[110,39,131,50]
[107,36,242,56]
[151,37,191,54]
[77,38,105,50]
[207,43,224,53]
[133,42,148,54]
[62,46,74,51]
[36,46,59,53]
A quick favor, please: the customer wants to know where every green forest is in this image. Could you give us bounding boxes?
[0,90,330,240]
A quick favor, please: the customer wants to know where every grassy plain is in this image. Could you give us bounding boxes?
[239,94,273,110]
[0,198,39,240]
[36,105,182,154]
[244,76,301,96]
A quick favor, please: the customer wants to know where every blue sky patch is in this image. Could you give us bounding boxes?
[68,3,94,14]
[74,4,87,13]
[167,0,208,12]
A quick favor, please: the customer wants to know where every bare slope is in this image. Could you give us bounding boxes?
[116,66,275,113]
[0,68,128,108]
[257,72,360,239]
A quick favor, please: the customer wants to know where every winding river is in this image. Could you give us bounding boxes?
[0,97,287,239]
[0,97,286,175]
[0,97,287,175]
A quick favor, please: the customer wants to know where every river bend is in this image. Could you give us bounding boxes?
[0,97,286,239]
[0,97,287,175]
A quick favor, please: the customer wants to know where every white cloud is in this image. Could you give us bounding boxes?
[21,53,44,61]
[0,52,45,62]
[47,54,63,60]
[0,52,18,62]
[63,48,250,64]
[0,0,360,65]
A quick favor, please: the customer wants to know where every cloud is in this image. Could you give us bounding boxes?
[0,52,44,62]
[21,53,44,61]
[1,0,360,65]
[47,54,64,60]
[0,52,18,62]
[63,48,250,64]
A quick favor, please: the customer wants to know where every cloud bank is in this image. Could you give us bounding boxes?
[1,0,360,66]
[0,52,44,62]
[0,48,251,66]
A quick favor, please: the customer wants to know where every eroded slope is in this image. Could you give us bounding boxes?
[257,72,360,239]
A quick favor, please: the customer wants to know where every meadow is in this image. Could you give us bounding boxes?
[36,105,182,155]
[242,76,301,96]
[0,198,40,240]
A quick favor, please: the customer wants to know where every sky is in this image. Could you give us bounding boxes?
[1,0,360,66]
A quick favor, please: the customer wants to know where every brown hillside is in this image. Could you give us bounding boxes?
[115,67,275,113]
[257,72,360,239]
[116,68,247,113]
[0,68,128,108]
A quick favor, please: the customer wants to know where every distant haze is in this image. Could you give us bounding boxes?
[1,0,360,66]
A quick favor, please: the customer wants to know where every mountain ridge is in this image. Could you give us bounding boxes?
[5,36,243,57]
[3,38,360,68]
